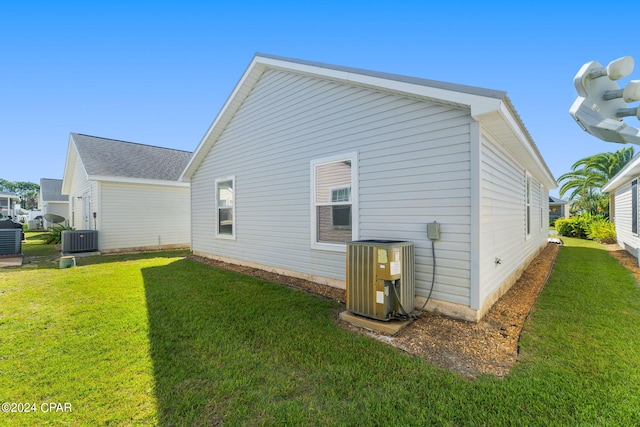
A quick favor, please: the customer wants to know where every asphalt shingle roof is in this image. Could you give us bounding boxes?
[40,178,69,202]
[549,196,568,204]
[71,133,192,181]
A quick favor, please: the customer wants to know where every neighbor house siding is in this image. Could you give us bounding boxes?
[43,202,69,228]
[99,181,190,252]
[67,147,93,229]
[479,130,548,305]
[613,180,637,254]
[191,69,473,305]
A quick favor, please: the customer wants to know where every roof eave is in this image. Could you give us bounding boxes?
[182,54,556,190]
[603,152,640,192]
[474,100,557,189]
[182,54,508,180]
[61,134,81,195]
[88,175,190,187]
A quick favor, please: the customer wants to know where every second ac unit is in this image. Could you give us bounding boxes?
[0,229,22,256]
[61,230,99,253]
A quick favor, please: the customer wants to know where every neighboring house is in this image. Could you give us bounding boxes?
[181,54,556,322]
[603,153,640,257]
[61,133,192,253]
[39,178,70,228]
[0,192,20,218]
[549,196,570,222]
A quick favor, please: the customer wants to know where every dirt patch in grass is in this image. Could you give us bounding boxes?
[603,244,640,282]
[190,243,560,378]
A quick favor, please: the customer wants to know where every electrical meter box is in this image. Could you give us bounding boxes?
[346,240,415,321]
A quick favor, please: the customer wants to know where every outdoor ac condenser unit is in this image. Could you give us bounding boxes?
[0,229,22,256]
[346,240,415,321]
[61,230,99,253]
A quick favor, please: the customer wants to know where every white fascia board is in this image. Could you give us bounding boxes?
[493,102,556,189]
[88,175,190,188]
[259,56,504,117]
[502,103,556,187]
[181,59,268,180]
[61,136,76,195]
[61,136,89,195]
[180,53,505,180]
[603,154,640,192]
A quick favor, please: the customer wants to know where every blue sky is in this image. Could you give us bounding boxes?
[2,1,639,198]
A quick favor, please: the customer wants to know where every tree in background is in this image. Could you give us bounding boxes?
[0,179,39,210]
[557,146,635,216]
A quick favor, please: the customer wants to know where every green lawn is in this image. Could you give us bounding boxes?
[0,236,638,425]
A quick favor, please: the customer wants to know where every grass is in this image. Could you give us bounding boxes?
[0,236,638,425]
[20,231,59,259]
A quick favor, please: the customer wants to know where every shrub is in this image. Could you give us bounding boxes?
[587,217,617,244]
[43,225,75,244]
[556,213,616,243]
[555,216,588,238]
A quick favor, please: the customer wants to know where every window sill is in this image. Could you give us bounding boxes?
[311,242,347,253]
[216,234,236,241]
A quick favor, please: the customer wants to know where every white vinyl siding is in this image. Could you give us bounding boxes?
[191,69,473,306]
[67,146,94,229]
[99,182,190,251]
[43,202,70,229]
[612,179,640,255]
[479,131,548,304]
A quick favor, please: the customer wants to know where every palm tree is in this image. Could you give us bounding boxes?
[557,146,635,215]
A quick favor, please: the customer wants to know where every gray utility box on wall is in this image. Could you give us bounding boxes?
[61,230,99,253]
[0,229,22,256]
[346,240,415,321]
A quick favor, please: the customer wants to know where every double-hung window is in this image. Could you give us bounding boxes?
[540,184,544,231]
[525,173,531,238]
[633,179,638,235]
[215,176,235,239]
[311,153,358,250]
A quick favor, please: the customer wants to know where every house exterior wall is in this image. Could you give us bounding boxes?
[190,67,553,321]
[65,144,190,252]
[191,69,476,312]
[43,202,70,228]
[98,181,190,252]
[611,180,637,255]
[66,147,94,229]
[478,130,549,316]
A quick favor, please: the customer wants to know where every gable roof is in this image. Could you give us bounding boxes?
[549,196,569,205]
[181,53,556,188]
[63,133,192,192]
[39,178,69,202]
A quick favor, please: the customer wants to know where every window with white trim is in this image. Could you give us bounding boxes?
[525,173,531,237]
[215,177,235,239]
[311,153,358,249]
[540,183,544,230]
[632,179,638,235]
